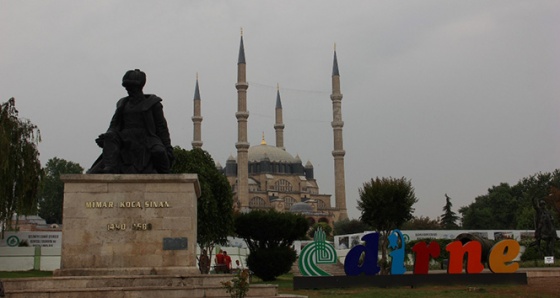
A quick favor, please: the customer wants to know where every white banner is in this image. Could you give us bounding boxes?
[1,231,62,247]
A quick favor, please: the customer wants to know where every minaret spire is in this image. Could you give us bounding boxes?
[330,46,348,220]
[274,83,285,150]
[191,73,203,149]
[238,28,246,64]
[235,31,250,211]
[332,43,340,76]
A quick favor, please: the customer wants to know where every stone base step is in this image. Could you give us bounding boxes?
[1,275,279,298]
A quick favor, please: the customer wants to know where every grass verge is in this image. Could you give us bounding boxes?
[0,270,52,279]
[252,273,557,298]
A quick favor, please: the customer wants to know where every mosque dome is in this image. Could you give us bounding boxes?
[248,138,298,163]
[289,202,313,213]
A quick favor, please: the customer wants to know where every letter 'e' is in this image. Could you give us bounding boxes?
[344,232,380,276]
[488,239,520,273]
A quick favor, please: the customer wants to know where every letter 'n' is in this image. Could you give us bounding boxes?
[446,240,484,274]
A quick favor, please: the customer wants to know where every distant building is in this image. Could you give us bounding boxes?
[191,34,348,227]
[8,215,61,231]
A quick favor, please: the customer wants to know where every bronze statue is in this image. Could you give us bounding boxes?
[534,199,557,257]
[88,69,173,174]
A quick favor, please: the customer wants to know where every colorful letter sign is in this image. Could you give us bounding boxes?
[299,229,521,277]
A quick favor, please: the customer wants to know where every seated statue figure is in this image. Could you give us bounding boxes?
[88,69,173,174]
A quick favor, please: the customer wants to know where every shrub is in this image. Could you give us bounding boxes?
[235,210,308,281]
[221,269,250,298]
[247,246,296,281]
[405,238,454,263]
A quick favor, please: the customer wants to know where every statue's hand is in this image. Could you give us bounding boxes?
[166,146,175,164]
[95,134,105,148]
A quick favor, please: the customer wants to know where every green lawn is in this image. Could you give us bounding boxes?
[0,270,52,278]
[252,274,555,298]
[1,270,557,298]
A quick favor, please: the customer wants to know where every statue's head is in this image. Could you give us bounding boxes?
[539,200,547,207]
[122,69,146,88]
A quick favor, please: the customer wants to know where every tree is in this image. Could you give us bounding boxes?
[357,177,417,275]
[171,147,234,274]
[0,98,42,237]
[401,216,441,230]
[440,194,459,229]
[333,218,372,236]
[459,170,560,230]
[38,157,83,224]
[308,222,333,241]
[234,210,309,281]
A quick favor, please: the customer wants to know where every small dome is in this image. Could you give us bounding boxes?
[290,202,313,213]
[248,144,298,163]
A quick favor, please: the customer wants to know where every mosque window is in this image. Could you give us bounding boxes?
[249,197,267,208]
[275,179,293,192]
[249,184,259,192]
[284,196,296,209]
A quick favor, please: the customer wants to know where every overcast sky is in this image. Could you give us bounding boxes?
[2,1,559,221]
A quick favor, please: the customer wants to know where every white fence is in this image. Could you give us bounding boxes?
[0,246,249,272]
[3,230,550,272]
[0,246,61,271]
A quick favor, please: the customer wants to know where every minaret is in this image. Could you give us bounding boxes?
[235,30,250,210]
[191,74,203,149]
[331,45,348,220]
[274,84,285,150]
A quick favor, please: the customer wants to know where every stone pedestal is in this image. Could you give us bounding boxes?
[1,174,285,297]
[56,174,200,276]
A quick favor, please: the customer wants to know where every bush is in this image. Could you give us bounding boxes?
[247,246,296,281]
[520,240,560,261]
[235,210,308,281]
[405,239,454,263]
[221,269,250,298]
[520,244,541,261]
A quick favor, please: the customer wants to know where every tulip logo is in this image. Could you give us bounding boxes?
[298,227,338,276]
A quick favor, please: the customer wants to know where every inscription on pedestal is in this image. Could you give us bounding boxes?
[163,237,188,250]
[59,174,200,276]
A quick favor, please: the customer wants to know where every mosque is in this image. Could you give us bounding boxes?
[190,34,348,227]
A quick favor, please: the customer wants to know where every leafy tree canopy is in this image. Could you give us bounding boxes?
[234,209,309,281]
[0,98,42,235]
[358,177,418,232]
[333,218,372,235]
[234,209,309,252]
[171,147,234,272]
[440,194,460,229]
[308,222,333,241]
[38,157,83,224]
[357,176,418,274]
[401,216,441,230]
[459,170,560,230]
